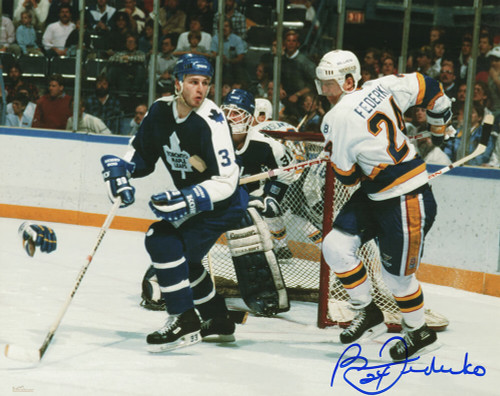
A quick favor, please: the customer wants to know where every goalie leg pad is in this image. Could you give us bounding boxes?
[226,207,289,316]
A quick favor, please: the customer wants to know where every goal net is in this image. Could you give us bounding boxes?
[204,133,449,332]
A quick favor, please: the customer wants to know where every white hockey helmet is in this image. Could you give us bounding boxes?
[315,50,361,95]
[254,98,273,124]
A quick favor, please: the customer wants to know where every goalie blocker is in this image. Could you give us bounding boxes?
[226,207,290,316]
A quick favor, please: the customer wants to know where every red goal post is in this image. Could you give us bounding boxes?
[205,130,449,332]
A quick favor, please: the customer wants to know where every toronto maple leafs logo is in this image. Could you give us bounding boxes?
[163,132,192,179]
[209,109,224,123]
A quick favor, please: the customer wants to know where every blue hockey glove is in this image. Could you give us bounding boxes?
[149,185,213,222]
[101,155,136,208]
[18,222,57,256]
[249,196,282,218]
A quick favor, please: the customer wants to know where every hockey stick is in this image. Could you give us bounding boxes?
[428,114,494,181]
[239,156,329,185]
[4,199,122,363]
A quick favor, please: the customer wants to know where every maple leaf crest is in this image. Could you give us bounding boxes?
[209,109,224,123]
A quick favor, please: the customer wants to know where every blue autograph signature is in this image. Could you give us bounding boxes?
[331,336,486,395]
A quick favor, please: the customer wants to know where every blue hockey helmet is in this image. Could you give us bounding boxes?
[221,89,256,134]
[173,54,214,82]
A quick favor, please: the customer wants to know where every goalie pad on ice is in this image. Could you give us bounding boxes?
[226,207,289,316]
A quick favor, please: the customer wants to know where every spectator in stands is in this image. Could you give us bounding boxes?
[476,33,494,82]
[267,80,297,124]
[42,4,75,58]
[429,26,444,44]
[457,33,472,81]
[65,18,92,57]
[210,18,248,86]
[6,92,33,128]
[430,39,446,75]
[359,63,378,87]
[453,82,467,118]
[32,74,72,130]
[474,81,493,117]
[212,0,246,39]
[280,29,316,117]
[6,84,37,122]
[138,19,154,56]
[1,15,17,55]
[248,62,272,99]
[175,15,212,53]
[155,34,178,84]
[120,0,146,34]
[14,11,43,56]
[45,0,78,26]
[105,11,134,56]
[66,97,111,134]
[159,0,187,36]
[444,102,494,165]
[363,47,381,75]
[185,0,213,34]
[86,0,116,36]
[298,93,324,133]
[438,62,458,101]
[415,46,438,78]
[106,33,147,93]
[84,74,123,133]
[380,55,397,76]
[13,0,50,31]
[288,0,319,29]
[128,103,147,135]
[173,30,210,57]
[486,46,500,118]
[5,63,39,103]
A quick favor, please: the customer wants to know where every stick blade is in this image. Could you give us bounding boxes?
[5,344,41,363]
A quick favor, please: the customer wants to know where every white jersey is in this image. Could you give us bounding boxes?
[321,72,451,201]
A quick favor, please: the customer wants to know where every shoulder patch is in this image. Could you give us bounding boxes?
[209,109,224,123]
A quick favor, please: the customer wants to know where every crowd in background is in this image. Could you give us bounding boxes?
[1,0,500,166]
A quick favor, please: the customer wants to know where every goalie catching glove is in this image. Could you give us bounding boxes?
[101,155,136,208]
[18,222,57,256]
[149,184,213,223]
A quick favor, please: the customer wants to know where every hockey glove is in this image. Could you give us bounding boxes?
[427,108,452,146]
[18,222,57,256]
[149,185,213,222]
[101,155,136,208]
[249,196,282,218]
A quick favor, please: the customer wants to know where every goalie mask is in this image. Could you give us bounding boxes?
[221,89,255,134]
[315,50,361,95]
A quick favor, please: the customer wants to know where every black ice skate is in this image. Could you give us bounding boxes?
[201,312,237,342]
[339,301,386,344]
[147,308,201,352]
[389,323,438,361]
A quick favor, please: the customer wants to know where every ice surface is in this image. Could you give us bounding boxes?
[1,218,499,396]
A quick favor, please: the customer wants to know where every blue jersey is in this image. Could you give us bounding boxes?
[127,96,241,208]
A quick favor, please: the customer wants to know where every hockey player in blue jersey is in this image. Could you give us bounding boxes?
[100,54,249,352]
[315,50,453,361]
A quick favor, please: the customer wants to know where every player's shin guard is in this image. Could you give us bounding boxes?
[226,207,289,316]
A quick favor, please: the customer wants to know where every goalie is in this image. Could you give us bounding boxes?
[221,89,297,315]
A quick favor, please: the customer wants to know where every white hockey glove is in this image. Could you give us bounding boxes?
[427,108,452,146]
[249,196,282,218]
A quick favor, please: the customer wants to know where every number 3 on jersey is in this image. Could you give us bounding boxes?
[367,98,409,164]
[218,149,232,167]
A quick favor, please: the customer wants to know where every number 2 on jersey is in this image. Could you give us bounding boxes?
[367,98,409,164]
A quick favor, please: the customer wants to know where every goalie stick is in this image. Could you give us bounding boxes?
[242,114,494,186]
[4,199,121,363]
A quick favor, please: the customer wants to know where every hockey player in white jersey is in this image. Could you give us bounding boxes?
[100,54,249,352]
[316,50,452,361]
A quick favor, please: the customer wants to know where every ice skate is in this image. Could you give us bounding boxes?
[201,312,237,342]
[339,301,386,344]
[147,308,201,352]
[389,323,438,361]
